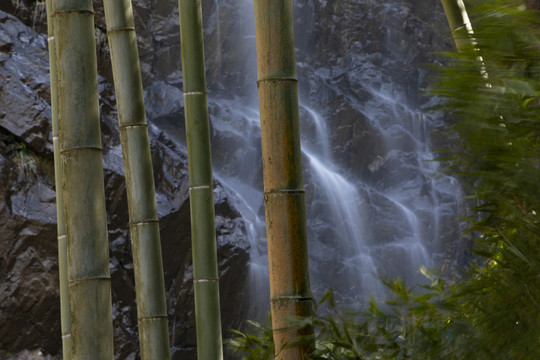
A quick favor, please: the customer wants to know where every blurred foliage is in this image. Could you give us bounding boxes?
[228,319,275,360]
[230,1,540,359]
[425,0,540,357]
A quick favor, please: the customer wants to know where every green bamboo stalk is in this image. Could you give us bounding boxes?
[253,1,314,358]
[441,0,489,80]
[440,0,476,52]
[51,0,114,358]
[102,0,171,358]
[45,1,71,358]
[178,1,223,359]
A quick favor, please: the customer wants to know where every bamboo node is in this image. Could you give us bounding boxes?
[119,123,148,130]
[68,276,111,286]
[137,315,168,322]
[60,146,102,154]
[193,278,219,283]
[129,219,159,226]
[61,333,71,339]
[183,91,207,96]
[107,27,136,35]
[52,9,94,18]
[257,77,297,88]
[264,189,305,197]
[271,296,312,302]
[189,184,213,190]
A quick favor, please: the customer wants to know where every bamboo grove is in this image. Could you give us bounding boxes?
[45,0,312,359]
[44,0,519,359]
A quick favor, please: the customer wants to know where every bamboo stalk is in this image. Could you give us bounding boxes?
[440,0,476,52]
[441,0,489,80]
[253,1,314,358]
[51,0,114,358]
[45,1,71,358]
[178,1,223,359]
[102,0,171,358]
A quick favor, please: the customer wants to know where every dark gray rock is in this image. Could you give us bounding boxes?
[0,137,59,356]
[0,11,50,154]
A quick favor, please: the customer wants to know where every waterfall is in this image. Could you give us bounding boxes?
[231,0,460,310]
[157,0,463,315]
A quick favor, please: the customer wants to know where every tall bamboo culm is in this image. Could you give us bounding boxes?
[440,0,489,79]
[51,0,114,358]
[440,0,476,52]
[45,1,71,358]
[253,1,314,359]
[102,0,171,358]
[178,1,223,359]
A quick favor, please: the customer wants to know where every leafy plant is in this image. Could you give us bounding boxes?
[228,319,275,360]
[1,131,38,181]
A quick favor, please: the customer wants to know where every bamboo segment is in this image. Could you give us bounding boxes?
[189,187,218,279]
[440,0,489,80]
[45,1,71,358]
[179,0,207,93]
[253,0,314,358]
[51,0,114,358]
[178,1,223,359]
[440,0,475,52]
[102,0,171,358]
[130,222,171,359]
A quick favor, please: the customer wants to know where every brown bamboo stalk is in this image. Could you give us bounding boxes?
[253,0,314,358]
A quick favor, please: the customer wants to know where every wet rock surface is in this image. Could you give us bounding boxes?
[290,0,465,301]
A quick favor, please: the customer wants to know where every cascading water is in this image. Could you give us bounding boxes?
[158,0,464,316]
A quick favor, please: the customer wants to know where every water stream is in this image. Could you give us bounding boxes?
[159,0,463,316]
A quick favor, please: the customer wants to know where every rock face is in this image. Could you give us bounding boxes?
[0,6,249,360]
[1,0,467,358]
[289,0,465,298]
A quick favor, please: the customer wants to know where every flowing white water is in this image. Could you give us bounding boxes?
[207,94,460,313]
[302,149,383,296]
[302,106,332,160]
[155,0,464,316]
